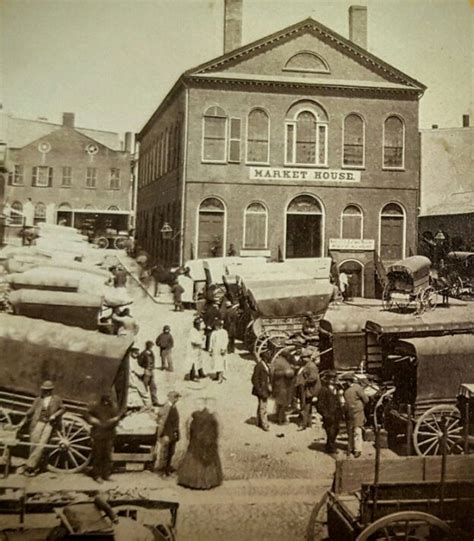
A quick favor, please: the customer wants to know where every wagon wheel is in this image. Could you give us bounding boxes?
[305,490,329,541]
[47,414,92,473]
[422,286,437,312]
[413,405,463,457]
[355,510,451,540]
[382,284,394,311]
[414,290,426,316]
[373,388,395,431]
[114,236,128,250]
[255,331,289,362]
[96,237,109,249]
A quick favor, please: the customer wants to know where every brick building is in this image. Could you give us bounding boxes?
[2,111,133,236]
[136,2,425,297]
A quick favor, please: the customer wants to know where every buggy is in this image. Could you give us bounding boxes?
[382,256,437,315]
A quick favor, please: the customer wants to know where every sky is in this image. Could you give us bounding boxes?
[1,0,472,135]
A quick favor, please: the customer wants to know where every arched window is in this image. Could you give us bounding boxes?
[244,202,268,249]
[286,102,328,166]
[34,202,46,224]
[383,116,404,168]
[283,51,330,74]
[58,202,71,210]
[202,106,227,162]
[10,201,23,226]
[108,205,120,211]
[380,203,405,260]
[197,197,226,258]
[341,205,363,239]
[247,109,270,164]
[343,114,365,167]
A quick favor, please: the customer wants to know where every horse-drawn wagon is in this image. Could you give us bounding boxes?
[0,315,156,474]
[382,256,437,315]
[445,251,474,298]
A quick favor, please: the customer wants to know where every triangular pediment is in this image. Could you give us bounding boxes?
[185,18,425,92]
[20,126,117,153]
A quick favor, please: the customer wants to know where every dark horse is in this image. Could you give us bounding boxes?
[146,262,180,296]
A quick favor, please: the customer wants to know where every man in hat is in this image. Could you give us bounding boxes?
[316,371,343,453]
[301,312,318,345]
[86,394,122,482]
[223,301,238,354]
[271,350,295,425]
[155,391,181,476]
[155,325,174,371]
[23,380,64,476]
[297,348,321,430]
[138,341,159,407]
[251,353,271,431]
[343,375,369,458]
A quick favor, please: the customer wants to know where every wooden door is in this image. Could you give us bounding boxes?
[198,212,224,258]
[286,214,322,258]
[381,217,403,260]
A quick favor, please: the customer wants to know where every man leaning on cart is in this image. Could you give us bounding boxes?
[20,380,65,476]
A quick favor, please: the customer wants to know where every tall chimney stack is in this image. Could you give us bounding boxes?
[62,112,75,128]
[462,114,470,128]
[224,0,242,54]
[349,5,367,50]
[124,132,133,153]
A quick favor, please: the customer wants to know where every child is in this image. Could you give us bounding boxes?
[156,325,174,372]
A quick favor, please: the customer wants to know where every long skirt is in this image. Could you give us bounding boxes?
[177,446,223,490]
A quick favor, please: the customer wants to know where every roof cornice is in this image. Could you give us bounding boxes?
[185,17,426,92]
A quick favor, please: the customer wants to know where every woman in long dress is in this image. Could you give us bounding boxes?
[209,319,229,383]
[177,399,223,490]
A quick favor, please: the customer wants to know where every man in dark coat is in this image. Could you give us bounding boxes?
[251,357,271,431]
[202,301,221,351]
[138,341,159,407]
[23,380,64,476]
[155,325,174,371]
[223,302,239,354]
[86,394,122,482]
[271,351,295,425]
[343,375,369,458]
[155,391,181,476]
[171,281,185,311]
[297,348,322,430]
[316,371,343,453]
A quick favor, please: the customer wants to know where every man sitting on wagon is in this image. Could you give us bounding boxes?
[22,380,65,476]
[300,311,319,345]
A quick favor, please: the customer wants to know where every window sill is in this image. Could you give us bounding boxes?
[246,161,270,167]
[85,186,97,189]
[60,185,72,188]
[32,184,51,188]
[283,163,328,168]
[342,164,365,170]
[10,184,24,187]
[382,167,405,172]
[201,160,227,165]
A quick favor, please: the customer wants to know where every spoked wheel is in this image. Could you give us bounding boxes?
[47,414,92,473]
[355,511,451,540]
[305,491,329,541]
[382,284,394,311]
[253,333,268,359]
[422,286,437,312]
[96,237,109,249]
[415,291,426,316]
[413,405,463,456]
[373,388,395,431]
[255,332,289,362]
[114,236,128,250]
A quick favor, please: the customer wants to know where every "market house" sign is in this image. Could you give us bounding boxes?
[249,167,361,182]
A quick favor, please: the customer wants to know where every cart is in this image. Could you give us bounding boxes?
[380,334,474,456]
[0,314,157,474]
[241,278,334,361]
[445,251,474,298]
[382,256,437,315]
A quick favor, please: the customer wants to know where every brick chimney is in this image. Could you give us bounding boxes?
[124,132,133,153]
[349,5,367,50]
[62,112,75,128]
[462,114,470,128]
[224,0,242,54]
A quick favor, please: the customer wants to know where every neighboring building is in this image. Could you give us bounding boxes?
[136,1,425,297]
[2,111,133,237]
[419,117,474,255]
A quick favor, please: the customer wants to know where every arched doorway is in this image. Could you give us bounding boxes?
[379,202,405,260]
[339,259,364,298]
[286,194,323,258]
[57,203,72,226]
[197,197,226,258]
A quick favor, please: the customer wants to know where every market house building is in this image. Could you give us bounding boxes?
[136,1,425,297]
[1,111,133,237]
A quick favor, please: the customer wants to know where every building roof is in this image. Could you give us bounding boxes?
[138,16,425,139]
[420,191,474,217]
[2,114,123,151]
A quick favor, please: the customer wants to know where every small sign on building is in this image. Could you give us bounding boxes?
[329,238,375,251]
[249,167,361,183]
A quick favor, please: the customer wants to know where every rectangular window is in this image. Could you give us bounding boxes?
[245,213,266,249]
[286,123,295,163]
[32,166,53,187]
[110,168,120,189]
[62,167,72,187]
[228,118,241,163]
[11,165,24,185]
[203,116,227,162]
[296,117,316,164]
[86,167,97,188]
